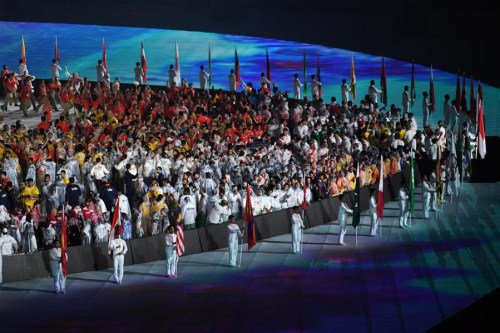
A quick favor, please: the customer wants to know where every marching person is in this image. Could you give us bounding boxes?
[293,73,303,100]
[165,225,178,278]
[369,189,380,236]
[422,174,435,219]
[291,206,305,254]
[109,227,128,284]
[0,227,19,284]
[49,238,67,293]
[227,215,244,267]
[338,194,353,246]
[399,180,410,228]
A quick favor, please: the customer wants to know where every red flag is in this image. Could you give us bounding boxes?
[235,48,241,90]
[244,186,256,250]
[380,56,387,105]
[300,176,307,210]
[102,37,107,71]
[316,54,322,99]
[176,206,185,257]
[477,98,486,158]
[455,70,461,112]
[265,48,271,81]
[140,42,147,83]
[377,155,384,220]
[61,207,67,278]
[108,199,120,256]
[55,36,60,65]
[429,65,435,113]
[469,76,476,118]
[21,36,26,65]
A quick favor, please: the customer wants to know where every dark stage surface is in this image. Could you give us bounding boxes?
[1,182,500,332]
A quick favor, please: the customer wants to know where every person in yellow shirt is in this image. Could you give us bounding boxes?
[20,178,40,210]
[138,196,154,236]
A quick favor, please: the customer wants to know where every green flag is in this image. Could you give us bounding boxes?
[352,163,361,228]
[409,151,415,213]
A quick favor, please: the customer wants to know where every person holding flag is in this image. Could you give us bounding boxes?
[109,225,127,284]
[338,194,353,246]
[244,185,256,252]
[227,214,244,267]
[293,73,303,100]
[49,238,67,294]
[165,225,178,278]
[291,206,305,254]
[369,188,380,236]
[398,180,410,228]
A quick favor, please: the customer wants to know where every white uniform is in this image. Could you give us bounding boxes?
[368,84,383,104]
[49,247,67,293]
[109,237,128,284]
[181,197,197,229]
[199,69,209,90]
[341,82,351,104]
[402,90,410,115]
[165,232,178,277]
[369,195,379,236]
[399,187,410,228]
[293,77,303,100]
[0,232,19,284]
[422,180,435,219]
[291,212,305,254]
[227,223,243,267]
[228,73,237,92]
[338,201,353,245]
[207,202,231,225]
[228,192,242,218]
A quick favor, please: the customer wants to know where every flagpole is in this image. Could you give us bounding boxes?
[355,226,358,246]
[237,226,244,268]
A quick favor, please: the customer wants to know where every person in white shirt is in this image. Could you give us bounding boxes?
[96,59,106,84]
[368,80,383,105]
[180,195,197,230]
[399,181,410,228]
[338,194,353,245]
[227,215,244,267]
[291,206,305,254]
[402,85,410,115]
[341,78,351,104]
[422,174,435,219]
[422,91,432,128]
[90,157,109,193]
[259,72,271,90]
[207,199,231,225]
[199,65,209,90]
[293,73,303,100]
[228,69,237,92]
[50,59,62,79]
[134,62,144,84]
[49,239,67,293]
[369,189,380,236]
[109,230,128,284]
[0,228,19,284]
[164,225,178,278]
[227,185,242,219]
[168,64,177,88]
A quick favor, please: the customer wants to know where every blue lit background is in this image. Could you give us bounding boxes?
[1,21,499,135]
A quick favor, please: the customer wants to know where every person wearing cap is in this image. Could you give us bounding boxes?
[49,238,67,293]
[0,227,19,283]
[109,227,128,284]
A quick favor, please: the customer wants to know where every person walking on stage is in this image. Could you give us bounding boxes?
[338,194,353,246]
[421,174,435,219]
[399,180,410,228]
[109,228,128,284]
[369,189,380,236]
[291,206,305,253]
[165,225,178,278]
[49,239,67,293]
[227,215,244,267]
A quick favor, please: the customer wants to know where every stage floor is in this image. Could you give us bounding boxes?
[1,182,500,332]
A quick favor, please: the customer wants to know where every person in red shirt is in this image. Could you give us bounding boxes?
[55,115,69,133]
[37,115,51,133]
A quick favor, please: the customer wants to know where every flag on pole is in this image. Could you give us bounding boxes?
[107,200,120,256]
[175,42,181,86]
[102,37,107,71]
[265,48,271,82]
[300,175,307,210]
[176,208,185,257]
[352,163,361,228]
[429,65,435,113]
[410,61,416,107]
[208,43,212,87]
[436,152,443,205]
[61,206,67,278]
[455,70,461,113]
[21,36,27,65]
[244,186,256,250]
[316,54,322,99]
[409,151,415,213]
[477,98,486,159]
[461,72,467,113]
[55,36,60,65]
[350,54,356,100]
[380,56,388,106]
[377,155,384,220]
[140,42,147,83]
[303,50,308,95]
[234,48,241,90]
[476,81,483,128]
[469,76,476,118]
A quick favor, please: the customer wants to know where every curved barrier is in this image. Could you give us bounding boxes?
[1,165,421,283]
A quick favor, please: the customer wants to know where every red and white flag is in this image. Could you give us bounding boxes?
[176,213,185,257]
[377,155,384,220]
[477,98,486,158]
[55,36,60,65]
[108,200,120,256]
[140,42,147,83]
